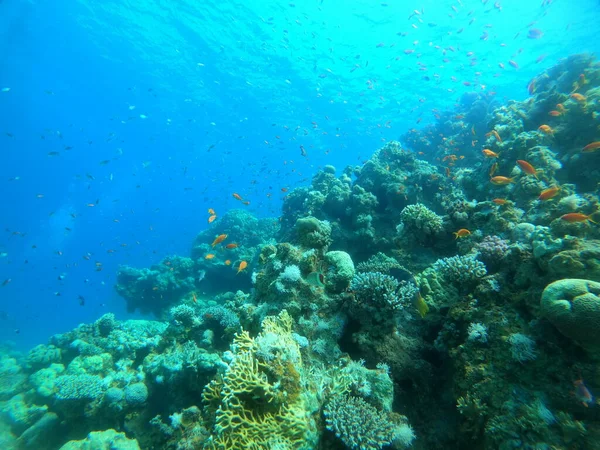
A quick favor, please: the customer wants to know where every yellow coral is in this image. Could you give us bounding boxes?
[202,310,310,450]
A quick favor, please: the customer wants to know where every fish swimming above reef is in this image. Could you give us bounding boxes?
[490,176,514,185]
[560,213,597,224]
[211,234,227,247]
[516,160,538,178]
[582,141,600,153]
[538,186,560,201]
[453,229,471,239]
[482,149,499,158]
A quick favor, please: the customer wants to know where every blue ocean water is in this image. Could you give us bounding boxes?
[0,0,598,348]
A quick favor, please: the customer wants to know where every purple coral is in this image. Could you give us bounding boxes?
[475,236,509,267]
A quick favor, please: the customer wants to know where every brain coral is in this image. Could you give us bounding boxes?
[124,382,148,406]
[540,278,600,352]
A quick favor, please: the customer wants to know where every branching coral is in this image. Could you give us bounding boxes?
[324,394,414,450]
[432,255,487,284]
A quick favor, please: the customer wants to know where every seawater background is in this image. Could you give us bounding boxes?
[0,0,598,350]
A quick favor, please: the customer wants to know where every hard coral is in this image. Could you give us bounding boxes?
[432,255,487,285]
[398,203,444,240]
[541,278,600,354]
[324,394,414,450]
[202,311,314,449]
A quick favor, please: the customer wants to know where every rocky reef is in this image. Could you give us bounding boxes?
[2,54,600,449]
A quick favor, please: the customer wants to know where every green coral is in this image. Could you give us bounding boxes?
[432,255,487,285]
[355,253,403,274]
[541,278,600,353]
[29,363,65,398]
[59,429,141,450]
[0,356,26,401]
[295,216,332,250]
[54,374,106,401]
[398,203,444,239]
[324,250,355,293]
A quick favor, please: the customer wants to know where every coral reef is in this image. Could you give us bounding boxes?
[5,54,600,450]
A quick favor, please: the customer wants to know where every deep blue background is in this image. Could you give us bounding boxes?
[1,0,598,350]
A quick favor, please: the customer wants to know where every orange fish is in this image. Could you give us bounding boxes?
[236,260,248,274]
[482,149,499,158]
[527,78,536,95]
[538,186,560,201]
[570,93,586,103]
[516,160,538,178]
[492,198,508,205]
[485,130,502,142]
[556,103,565,113]
[582,142,600,153]
[208,214,217,224]
[224,259,231,266]
[538,125,554,135]
[211,234,228,247]
[560,213,597,224]
[225,243,238,249]
[490,176,514,185]
[205,254,216,260]
[232,193,243,201]
[453,229,471,239]
[208,208,215,215]
[489,162,499,177]
[548,110,561,117]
